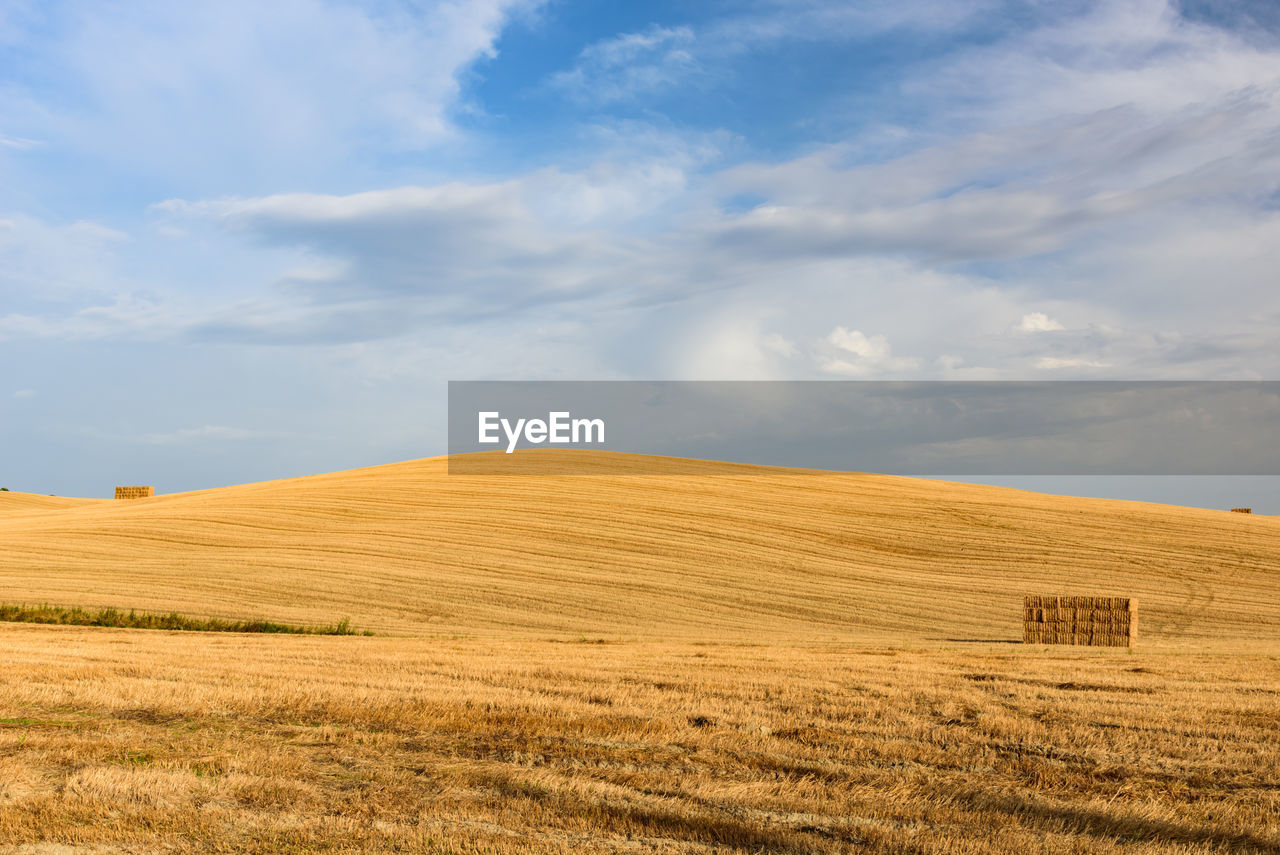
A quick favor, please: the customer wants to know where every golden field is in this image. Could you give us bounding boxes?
[1,452,1277,643]
[2,631,1278,853]
[1,452,1279,853]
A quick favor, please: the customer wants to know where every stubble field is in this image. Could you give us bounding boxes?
[1,453,1278,852]
[2,630,1278,853]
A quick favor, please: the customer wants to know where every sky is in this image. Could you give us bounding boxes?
[2,0,1279,500]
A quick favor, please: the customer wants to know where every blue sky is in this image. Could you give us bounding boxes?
[2,0,1279,498]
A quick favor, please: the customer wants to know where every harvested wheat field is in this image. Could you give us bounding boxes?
[2,451,1279,853]
[1,451,1277,644]
[2,630,1279,854]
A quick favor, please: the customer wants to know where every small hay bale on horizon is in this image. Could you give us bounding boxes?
[114,486,154,500]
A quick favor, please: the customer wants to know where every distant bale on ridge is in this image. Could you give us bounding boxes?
[114,486,154,500]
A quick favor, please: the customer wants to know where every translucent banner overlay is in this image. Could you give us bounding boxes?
[447,381,1280,475]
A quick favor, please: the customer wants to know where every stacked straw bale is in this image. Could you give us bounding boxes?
[1230,508,1252,514]
[114,486,154,500]
[1023,595,1136,647]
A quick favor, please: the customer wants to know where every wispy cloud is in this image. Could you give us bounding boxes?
[548,25,700,104]
[546,0,1001,106]
[0,133,39,149]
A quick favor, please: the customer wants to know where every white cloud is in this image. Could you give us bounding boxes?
[762,332,797,358]
[915,0,1280,125]
[6,0,1280,386]
[1,0,541,188]
[9,0,1280,499]
[710,94,1280,265]
[818,326,920,376]
[828,326,891,360]
[153,181,624,344]
[12,389,35,398]
[1016,312,1065,332]
[1036,357,1112,370]
[818,358,875,377]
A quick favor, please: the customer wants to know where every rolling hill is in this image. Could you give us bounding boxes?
[1,451,1277,643]
[0,490,102,516]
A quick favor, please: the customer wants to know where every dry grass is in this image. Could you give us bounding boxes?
[0,492,101,517]
[2,452,1279,851]
[0,452,1276,644]
[1,625,1277,853]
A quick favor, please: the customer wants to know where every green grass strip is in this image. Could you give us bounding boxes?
[0,603,372,635]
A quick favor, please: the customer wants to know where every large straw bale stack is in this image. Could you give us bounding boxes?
[1230,508,1252,514]
[114,486,154,500]
[1022,595,1136,647]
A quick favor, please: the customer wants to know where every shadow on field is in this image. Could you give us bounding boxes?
[930,638,1023,644]
[959,789,1280,852]
[475,768,871,849]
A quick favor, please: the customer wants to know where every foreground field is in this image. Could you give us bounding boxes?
[1,453,1278,643]
[1,626,1278,853]
[3,455,1278,851]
